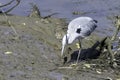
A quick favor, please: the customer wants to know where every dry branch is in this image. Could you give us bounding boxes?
[28,3,41,18]
[28,3,58,19]
[111,16,120,41]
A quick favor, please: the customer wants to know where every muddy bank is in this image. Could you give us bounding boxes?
[0,15,120,80]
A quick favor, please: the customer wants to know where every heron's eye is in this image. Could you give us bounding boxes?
[76,28,81,34]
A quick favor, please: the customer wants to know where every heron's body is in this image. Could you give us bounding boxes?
[67,17,97,44]
[61,17,97,62]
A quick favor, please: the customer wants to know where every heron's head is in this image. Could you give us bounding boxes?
[61,33,79,57]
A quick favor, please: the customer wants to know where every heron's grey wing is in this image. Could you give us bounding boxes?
[79,20,97,37]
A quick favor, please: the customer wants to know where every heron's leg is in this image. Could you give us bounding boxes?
[76,39,82,64]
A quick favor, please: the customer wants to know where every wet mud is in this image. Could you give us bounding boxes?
[0,15,120,80]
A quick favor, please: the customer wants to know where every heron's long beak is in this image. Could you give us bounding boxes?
[61,35,67,57]
[61,45,65,57]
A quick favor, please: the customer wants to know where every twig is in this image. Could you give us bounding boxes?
[0,7,19,38]
[58,66,73,69]
[43,13,58,19]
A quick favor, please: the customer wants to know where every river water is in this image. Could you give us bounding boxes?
[0,0,120,36]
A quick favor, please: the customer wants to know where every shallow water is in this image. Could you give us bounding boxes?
[0,0,120,36]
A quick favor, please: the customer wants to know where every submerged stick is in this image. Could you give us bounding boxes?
[0,0,20,14]
[5,0,20,14]
[0,0,14,8]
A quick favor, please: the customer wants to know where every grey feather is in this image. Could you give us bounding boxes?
[61,17,97,56]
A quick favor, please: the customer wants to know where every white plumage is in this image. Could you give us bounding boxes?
[61,17,97,63]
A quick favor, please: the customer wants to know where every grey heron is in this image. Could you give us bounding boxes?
[61,17,97,64]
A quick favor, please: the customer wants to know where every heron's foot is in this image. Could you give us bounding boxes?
[69,63,78,67]
[61,56,68,64]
